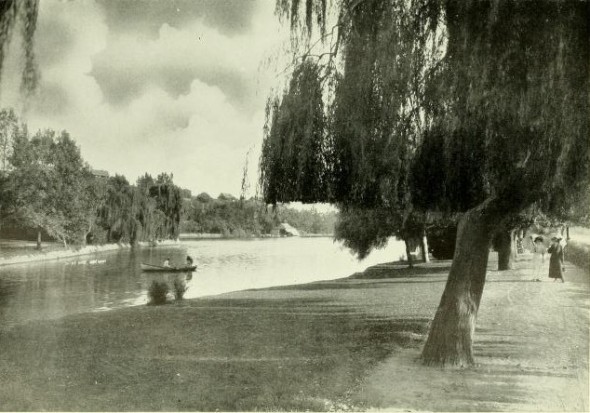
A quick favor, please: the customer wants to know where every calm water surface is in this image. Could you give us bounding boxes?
[0,237,405,328]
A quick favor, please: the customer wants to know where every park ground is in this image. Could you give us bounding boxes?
[0,252,587,411]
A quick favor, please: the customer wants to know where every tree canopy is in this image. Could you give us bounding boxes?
[260,61,330,204]
[96,173,183,244]
[263,0,588,220]
[5,127,98,247]
[0,110,185,247]
[261,0,589,366]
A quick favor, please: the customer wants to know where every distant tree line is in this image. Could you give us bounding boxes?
[0,108,336,247]
[0,109,183,248]
[181,194,337,237]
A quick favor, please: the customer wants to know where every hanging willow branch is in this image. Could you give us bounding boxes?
[0,0,18,85]
[0,0,39,97]
[262,0,444,213]
[19,0,39,95]
[260,60,329,204]
[263,0,588,217]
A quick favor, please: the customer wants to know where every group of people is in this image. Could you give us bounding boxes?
[162,255,194,269]
[531,235,566,282]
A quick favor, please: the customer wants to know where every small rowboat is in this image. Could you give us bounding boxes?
[141,263,197,272]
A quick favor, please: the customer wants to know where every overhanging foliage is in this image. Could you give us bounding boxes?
[262,0,589,238]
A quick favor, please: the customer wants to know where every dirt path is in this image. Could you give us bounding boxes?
[355,255,589,411]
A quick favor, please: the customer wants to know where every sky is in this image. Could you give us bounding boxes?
[0,0,289,198]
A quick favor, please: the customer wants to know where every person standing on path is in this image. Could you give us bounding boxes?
[547,237,565,282]
[531,236,545,281]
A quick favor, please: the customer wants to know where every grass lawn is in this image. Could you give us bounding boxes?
[0,255,587,411]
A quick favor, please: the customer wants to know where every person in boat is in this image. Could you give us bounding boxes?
[186,256,194,266]
[163,258,171,268]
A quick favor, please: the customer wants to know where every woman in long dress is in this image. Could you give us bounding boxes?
[531,236,545,281]
[547,237,565,283]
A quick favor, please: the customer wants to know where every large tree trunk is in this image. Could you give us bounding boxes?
[405,239,414,268]
[420,231,430,263]
[421,205,497,366]
[511,230,518,257]
[421,163,547,366]
[496,229,514,271]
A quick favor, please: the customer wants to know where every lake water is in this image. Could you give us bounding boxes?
[0,237,406,328]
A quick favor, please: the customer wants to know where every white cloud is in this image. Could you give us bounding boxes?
[0,0,284,198]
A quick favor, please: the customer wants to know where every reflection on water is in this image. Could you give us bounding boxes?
[0,249,144,328]
[0,237,405,328]
[145,271,191,304]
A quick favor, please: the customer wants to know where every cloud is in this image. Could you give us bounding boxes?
[1,0,282,197]
[90,22,257,111]
[34,15,75,67]
[72,80,265,197]
[97,0,258,38]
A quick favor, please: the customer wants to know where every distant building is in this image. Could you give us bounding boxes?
[278,223,300,237]
[92,169,109,179]
[218,193,237,202]
[195,192,213,203]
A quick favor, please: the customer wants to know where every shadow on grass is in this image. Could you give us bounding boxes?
[261,279,447,293]
[0,296,432,411]
[351,262,452,279]
[485,279,556,283]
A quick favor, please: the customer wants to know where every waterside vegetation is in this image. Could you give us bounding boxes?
[181,195,337,238]
[0,109,338,253]
[0,109,183,249]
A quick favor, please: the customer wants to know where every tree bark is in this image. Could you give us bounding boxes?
[36,229,42,250]
[511,230,518,257]
[496,229,514,271]
[420,231,430,263]
[421,203,498,366]
[405,239,414,268]
[420,164,547,367]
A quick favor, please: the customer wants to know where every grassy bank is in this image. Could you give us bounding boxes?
[0,284,431,411]
[566,240,590,273]
[0,254,587,411]
[564,227,590,273]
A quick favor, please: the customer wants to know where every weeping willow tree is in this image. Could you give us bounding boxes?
[98,175,140,243]
[261,0,589,366]
[148,173,183,240]
[136,173,168,242]
[260,61,330,204]
[98,173,183,244]
[418,1,588,366]
[0,0,39,230]
[0,0,39,232]
[262,0,439,259]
